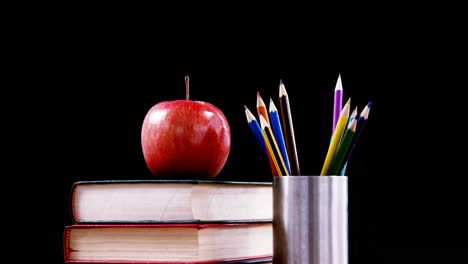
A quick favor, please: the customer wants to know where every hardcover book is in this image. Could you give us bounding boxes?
[63,222,273,263]
[70,179,272,223]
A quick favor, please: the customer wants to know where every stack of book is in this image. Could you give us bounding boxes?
[63,179,273,263]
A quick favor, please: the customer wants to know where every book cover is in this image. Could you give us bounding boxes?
[63,222,273,263]
[70,179,273,223]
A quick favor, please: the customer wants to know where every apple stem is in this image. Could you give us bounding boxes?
[185,75,190,100]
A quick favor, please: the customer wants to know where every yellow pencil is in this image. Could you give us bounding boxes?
[259,120,281,176]
[320,98,351,176]
[259,115,289,176]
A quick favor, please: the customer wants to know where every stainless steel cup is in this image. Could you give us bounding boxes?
[273,176,348,264]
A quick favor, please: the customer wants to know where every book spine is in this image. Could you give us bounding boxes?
[70,185,77,223]
[63,227,70,262]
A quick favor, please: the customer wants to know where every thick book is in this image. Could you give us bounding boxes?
[63,222,273,263]
[70,179,272,223]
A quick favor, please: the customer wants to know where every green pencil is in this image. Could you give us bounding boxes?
[328,117,357,175]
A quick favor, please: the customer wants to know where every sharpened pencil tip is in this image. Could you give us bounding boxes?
[279,81,287,97]
[257,92,266,107]
[350,107,358,118]
[244,105,256,122]
[339,98,351,117]
[269,98,277,112]
[259,115,269,129]
[367,101,373,108]
[360,102,372,119]
[335,74,343,91]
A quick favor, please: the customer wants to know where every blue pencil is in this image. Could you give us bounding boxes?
[244,105,268,159]
[268,98,291,175]
[340,101,372,175]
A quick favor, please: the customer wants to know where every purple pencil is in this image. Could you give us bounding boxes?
[333,74,343,133]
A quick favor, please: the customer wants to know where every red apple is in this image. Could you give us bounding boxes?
[141,76,231,179]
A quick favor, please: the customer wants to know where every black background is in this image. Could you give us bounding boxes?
[13,7,466,264]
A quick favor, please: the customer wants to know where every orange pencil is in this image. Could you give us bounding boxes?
[256,91,270,125]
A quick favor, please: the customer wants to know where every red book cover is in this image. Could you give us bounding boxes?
[63,222,272,263]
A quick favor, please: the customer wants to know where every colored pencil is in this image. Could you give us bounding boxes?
[335,106,357,142]
[328,117,357,175]
[340,101,372,174]
[320,98,351,176]
[340,107,357,142]
[259,115,289,176]
[256,91,270,125]
[278,80,300,176]
[268,98,291,175]
[339,106,358,175]
[333,74,343,133]
[244,105,279,176]
[244,105,268,158]
[349,106,358,124]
